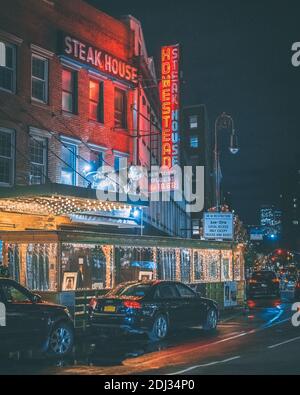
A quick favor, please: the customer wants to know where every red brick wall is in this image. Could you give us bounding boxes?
[0,0,138,185]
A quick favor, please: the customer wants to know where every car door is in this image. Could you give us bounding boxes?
[1,280,46,350]
[154,283,184,328]
[175,283,203,326]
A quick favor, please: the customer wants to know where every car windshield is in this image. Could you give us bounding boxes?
[252,272,275,281]
[106,283,152,297]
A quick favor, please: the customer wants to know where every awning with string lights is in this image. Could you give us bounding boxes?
[0,184,146,216]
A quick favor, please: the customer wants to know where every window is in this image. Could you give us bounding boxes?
[114,88,127,129]
[190,136,199,148]
[155,284,178,299]
[189,115,198,129]
[0,41,16,93]
[61,141,77,185]
[0,128,14,186]
[29,136,47,185]
[192,219,200,235]
[1,283,31,304]
[31,54,48,103]
[62,69,77,113]
[89,79,104,122]
[176,283,196,298]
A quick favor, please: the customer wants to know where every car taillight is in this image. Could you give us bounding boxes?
[89,297,98,310]
[272,279,280,284]
[123,300,142,309]
[296,283,300,289]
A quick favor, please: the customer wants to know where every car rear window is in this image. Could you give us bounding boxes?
[107,284,152,297]
[252,272,276,280]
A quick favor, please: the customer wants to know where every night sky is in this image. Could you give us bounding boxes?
[86,0,300,225]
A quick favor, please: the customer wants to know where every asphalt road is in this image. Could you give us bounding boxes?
[0,291,299,375]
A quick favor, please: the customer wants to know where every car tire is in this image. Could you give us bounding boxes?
[46,321,74,358]
[148,314,169,342]
[202,308,218,332]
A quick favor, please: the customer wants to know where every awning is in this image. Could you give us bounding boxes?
[0,183,147,216]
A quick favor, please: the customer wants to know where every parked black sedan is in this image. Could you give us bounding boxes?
[0,278,74,357]
[88,280,219,341]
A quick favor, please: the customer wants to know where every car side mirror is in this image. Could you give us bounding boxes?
[32,293,42,303]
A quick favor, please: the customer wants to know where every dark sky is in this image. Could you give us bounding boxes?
[86,0,300,224]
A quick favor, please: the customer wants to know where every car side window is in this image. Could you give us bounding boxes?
[155,284,178,300]
[176,284,196,298]
[2,284,32,304]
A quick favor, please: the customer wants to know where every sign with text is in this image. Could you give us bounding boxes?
[161,44,180,169]
[60,33,138,85]
[204,212,234,240]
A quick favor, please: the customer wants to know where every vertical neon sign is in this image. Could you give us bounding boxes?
[161,44,180,168]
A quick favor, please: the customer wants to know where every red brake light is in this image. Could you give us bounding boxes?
[123,300,142,309]
[89,297,98,310]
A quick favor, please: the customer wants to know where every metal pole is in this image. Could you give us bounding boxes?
[141,209,143,236]
[214,117,220,211]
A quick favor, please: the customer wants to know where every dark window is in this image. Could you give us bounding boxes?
[1,283,31,303]
[176,283,196,298]
[107,283,152,297]
[29,136,47,185]
[32,55,48,103]
[89,79,104,122]
[0,128,14,185]
[155,284,178,299]
[0,41,16,93]
[62,69,77,113]
[114,88,127,129]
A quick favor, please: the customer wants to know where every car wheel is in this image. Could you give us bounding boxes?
[148,314,168,341]
[203,308,218,331]
[46,322,74,357]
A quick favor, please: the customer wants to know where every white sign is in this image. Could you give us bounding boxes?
[204,212,234,240]
[0,302,6,327]
[224,281,238,308]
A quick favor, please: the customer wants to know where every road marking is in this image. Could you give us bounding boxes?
[268,336,300,349]
[169,356,241,375]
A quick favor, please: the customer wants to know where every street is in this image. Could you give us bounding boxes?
[0,291,298,375]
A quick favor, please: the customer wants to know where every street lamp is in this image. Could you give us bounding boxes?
[214,112,239,211]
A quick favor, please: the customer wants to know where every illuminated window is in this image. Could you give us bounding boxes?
[31,54,48,103]
[62,69,77,113]
[30,136,47,185]
[0,128,14,186]
[89,79,104,123]
[0,41,16,93]
[190,136,199,148]
[189,115,198,129]
[61,141,77,186]
[114,88,127,129]
[192,219,200,235]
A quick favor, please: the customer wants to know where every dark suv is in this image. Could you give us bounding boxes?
[0,278,74,357]
[248,271,280,298]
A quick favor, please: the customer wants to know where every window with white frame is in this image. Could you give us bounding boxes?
[0,41,16,93]
[31,54,48,103]
[189,115,198,129]
[61,141,77,186]
[29,135,47,185]
[0,128,14,186]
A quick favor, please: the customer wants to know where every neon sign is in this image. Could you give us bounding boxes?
[61,34,138,85]
[161,44,180,168]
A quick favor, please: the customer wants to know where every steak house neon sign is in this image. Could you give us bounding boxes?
[161,44,180,168]
[62,34,138,85]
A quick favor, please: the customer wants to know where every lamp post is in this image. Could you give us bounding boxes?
[214,112,239,211]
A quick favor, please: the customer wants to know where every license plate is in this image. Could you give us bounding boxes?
[261,284,267,288]
[104,305,116,313]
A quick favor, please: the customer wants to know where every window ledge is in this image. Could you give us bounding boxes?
[31,98,50,110]
[88,120,105,128]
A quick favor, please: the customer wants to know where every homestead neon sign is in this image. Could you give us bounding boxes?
[161,44,180,168]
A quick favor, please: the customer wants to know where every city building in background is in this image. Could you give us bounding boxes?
[181,104,214,238]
